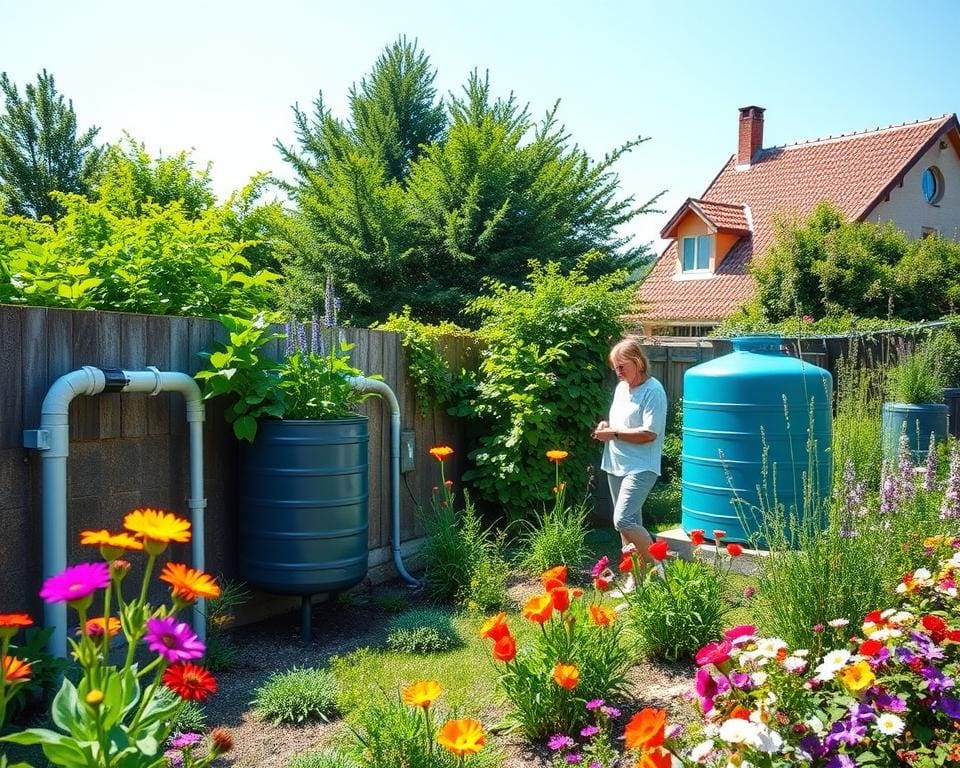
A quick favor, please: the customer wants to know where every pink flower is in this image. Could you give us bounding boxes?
[590,556,610,578]
[144,617,205,663]
[723,625,757,645]
[40,563,111,604]
[695,640,732,667]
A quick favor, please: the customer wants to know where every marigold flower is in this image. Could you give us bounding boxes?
[210,728,234,754]
[648,540,669,561]
[550,587,571,613]
[144,617,206,663]
[541,564,568,591]
[40,562,111,604]
[479,612,510,642]
[0,614,33,630]
[839,660,875,692]
[160,563,221,601]
[429,445,454,461]
[689,529,706,546]
[2,655,32,684]
[124,508,191,545]
[402,679,442,708]
[492,634,516,662]
[163,662,217,701]
[552,663,580,690]
[545,449,569,462]
[624,707,667,750]
[436,718,486,756]
[726,543,744,557]
[79,529,144,555]
[522,594,554,624]
[589,604,616,627]
[80,616,122,638]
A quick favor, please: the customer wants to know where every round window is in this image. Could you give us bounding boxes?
[922,166,944,204]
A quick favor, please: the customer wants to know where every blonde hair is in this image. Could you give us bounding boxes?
[609,336,649,374]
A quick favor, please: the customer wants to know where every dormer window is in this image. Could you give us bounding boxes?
[682,235,712,271]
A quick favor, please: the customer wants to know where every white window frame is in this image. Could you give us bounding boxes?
[681,235,712,272]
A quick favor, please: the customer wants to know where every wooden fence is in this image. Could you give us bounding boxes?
[0,305,477,617]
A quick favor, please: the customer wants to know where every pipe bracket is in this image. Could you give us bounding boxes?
[23,429,51,450]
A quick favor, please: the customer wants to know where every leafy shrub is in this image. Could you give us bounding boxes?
[288,750,360,768]
[4,626,70,723]
[385,608,462,654]
[461,256,634,518]
[462,540,510,614]
[641,478,681,531]
[923,326,960,388]
[252,667,339,724]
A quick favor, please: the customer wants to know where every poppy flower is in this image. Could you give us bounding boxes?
[2,655,32,684]
[726,543,744,557]
[552,663,579,690]
[402,679,442,708]
[429,445,454,461]
[589,604,616,627]
[479,612,510,642]
[550,587,571,613]
[618,553,634,573]
[160,563,221,601]
[712,530,727,541]
[522,594,554,624]
[624,707,666,750]
[162,662,217,701]
[689,529,706,546]
[593,575,611,591]
[123,508,191,545]
[648,540,669,561]
[545,450,569,462]
[436,718,486,756]
[541,565,568,591]
[637,748,673,768]
[694,640,732,667]
[492,634,516,662]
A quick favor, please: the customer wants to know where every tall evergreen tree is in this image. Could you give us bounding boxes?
[0,70,105,219]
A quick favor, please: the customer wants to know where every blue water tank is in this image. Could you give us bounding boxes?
[681,336,833,544]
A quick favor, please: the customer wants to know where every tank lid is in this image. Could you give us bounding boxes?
[732,335,784,354]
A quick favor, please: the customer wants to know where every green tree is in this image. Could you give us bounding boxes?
[0,70,105,219]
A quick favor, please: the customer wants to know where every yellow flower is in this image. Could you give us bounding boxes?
[80,530,144,552]
[545,449,569,462]
[429,445,454,461]
[552,663,580,690]
[123,508,191,545]
[436,718,485,756]
[839,660,875,693]
[401,679,442,709]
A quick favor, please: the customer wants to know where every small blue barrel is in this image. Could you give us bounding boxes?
[881,402,949,463]
[681,336,833,543]
[239,417,369,595]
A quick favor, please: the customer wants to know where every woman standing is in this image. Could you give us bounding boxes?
[593,336,668,592]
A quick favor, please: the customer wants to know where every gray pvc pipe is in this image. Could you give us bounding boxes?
[347,376,421,587]
[29,367,206,656]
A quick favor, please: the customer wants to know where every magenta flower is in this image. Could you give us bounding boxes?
[40,562,111,604]
[144,617,205,662]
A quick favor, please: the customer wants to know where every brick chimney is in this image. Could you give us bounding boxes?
[737,106,765,166]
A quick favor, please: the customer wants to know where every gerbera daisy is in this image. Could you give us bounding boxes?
[545,449,569,462]
[428,445,454,461]
[144,617,205,663]
[162,662,217,701]
[402,679,442,709]
[2,655,33,684]
[79,529,144,557]
[80,616,122,638]
[436,718,485,756]
[160,563,221,601]
[123,508,191,547]
[0,614,33,640]
[39,562,111,604]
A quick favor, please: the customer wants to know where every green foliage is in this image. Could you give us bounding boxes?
[923,325,960,388]
[517,487,591,575]
[887,347,944,404]
[461,257,634,516]
[164,691,206,735]
[0,70,105,220]
[277,40,660,326]
[252,667,339,725]
[621,557,734,661]
[288,749,360,768]
[203,577,251,672]
[5,626,71,723]
[376,309,477,414]
[748,201,960,323]
[385,608,462,654]
[832,342,885,487]
[280,335,373,420]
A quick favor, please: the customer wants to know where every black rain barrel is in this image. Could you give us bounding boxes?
[238,417,369,595]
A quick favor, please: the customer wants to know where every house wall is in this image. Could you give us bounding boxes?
[868,138,960,240]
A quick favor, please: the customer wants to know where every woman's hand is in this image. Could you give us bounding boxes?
[593,421,614,441]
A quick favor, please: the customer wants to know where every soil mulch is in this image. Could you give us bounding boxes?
[206,577,696,768]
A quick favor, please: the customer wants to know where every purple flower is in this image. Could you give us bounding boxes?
[310,311,321,355]
[729,671,752,690]
[897,433,917,500]
[925,433,938,491]
[826,755,856,768]
[295,321,307,354]
[799,734,826,759]
[935,695,960,719]
[40,563,111,604]
[922,665,954,692]
[144,617,205,663]
[585,698,605,711]
[580,725,599,738]
[324,276,337,328]
[590,556,609,578]
[565,754,583,764]
[942,444,960,520]
[873,692,906,712]
[170,732,203,748]
[284,321,295,356]
[824,718,866,748]
[164,749,184,768]
[548,734,575,751]
[600,706,621,718]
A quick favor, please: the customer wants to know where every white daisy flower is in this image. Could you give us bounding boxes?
[874,713,905,736]
[755,638,787,657]
[783,656,808,674]
[751,671,768,687]
[912,568,932,582]
[718,718,759,745]
[828,618,849,628]
[689,740,714,763]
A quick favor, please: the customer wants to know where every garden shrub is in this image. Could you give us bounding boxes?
[461,255,634,519]
[385,608,462,654]
[924,324,960,387]
[517,487,590,575]
[164,690,207,735]
[886,345,944,404]
[252,667,339,724]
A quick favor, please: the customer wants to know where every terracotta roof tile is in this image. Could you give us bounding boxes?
[635,114,958,323]
[661,199,751,238]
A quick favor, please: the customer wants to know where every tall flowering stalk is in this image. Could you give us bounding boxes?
[1,509,232,767]
[897,431,917,502]
[925,433,938,492]
[942,442,960,520]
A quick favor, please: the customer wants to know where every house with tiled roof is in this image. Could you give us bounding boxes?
[634,106,960,336]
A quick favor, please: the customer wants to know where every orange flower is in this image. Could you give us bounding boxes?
[80,617,122,638]
[522,594,554,624]
[123,508,191,545]
[210,728,234,754]
[689,529,706,546]
[429,445,454,461]
[492,634,516,662]
[545,449,569,463]
[160,563,221,601]
[552,663,579,690]
[623,707,666,751]
[479,612,510,643]
[437,718,486,756]
[0,614,33,630]
[541,564,568,591]
[2,655,32,684]
[638,747,673,768]
[619,553,634,573]
[726,543,744,557]
[402,679,442,708]
[589,604,617,627]
[80,529,144,552]
[550,587,571,613]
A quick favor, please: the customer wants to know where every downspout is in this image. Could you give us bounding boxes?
[347,376,421,587]
[24,367,206,657]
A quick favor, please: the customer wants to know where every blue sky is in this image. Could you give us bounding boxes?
[4,0,958,253]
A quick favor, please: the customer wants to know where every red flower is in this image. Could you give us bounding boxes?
[618,553,634,573]
[541,565,568,591]
[922,614,948,643]
[712,530,727,541]
[593,576,611,591]
[162,662,217,701]
[550,587,571,613]
[694,640,732,667]
[729,706,752,720]
[859,639,884,657]
[689,529,705,546]
[492,634,516,662]
[726,543,744,557]
[479,612,510,643]
[210,728,233,754]
[522,594,554,624]
[648,540,669,561]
